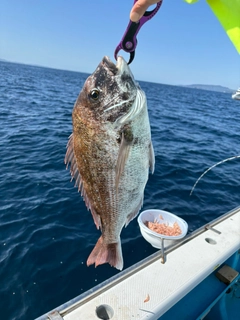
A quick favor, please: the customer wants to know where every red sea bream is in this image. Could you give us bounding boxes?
[65,56,154,270]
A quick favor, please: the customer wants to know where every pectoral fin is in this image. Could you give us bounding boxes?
[115,128,133,190]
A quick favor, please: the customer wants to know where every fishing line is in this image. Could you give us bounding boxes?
[190,155,240,195]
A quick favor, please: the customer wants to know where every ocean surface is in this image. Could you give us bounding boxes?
[0,60,240,320]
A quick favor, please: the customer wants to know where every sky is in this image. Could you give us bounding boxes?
[0,0,239,89]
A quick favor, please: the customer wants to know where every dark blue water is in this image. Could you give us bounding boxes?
[1,61,239,320]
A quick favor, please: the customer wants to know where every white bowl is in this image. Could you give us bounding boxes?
[137,209,188,249]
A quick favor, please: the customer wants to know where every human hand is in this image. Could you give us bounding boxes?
[130,0,160,22]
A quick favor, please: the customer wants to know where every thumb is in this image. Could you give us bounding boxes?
[130,0,150,22]
[130,0,159,22]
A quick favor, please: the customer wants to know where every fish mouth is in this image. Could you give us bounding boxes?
[115,56,126,72]
[116,56,132,76]
[102,56,133,78]
[116,56,135,83]
[102,56,118,75]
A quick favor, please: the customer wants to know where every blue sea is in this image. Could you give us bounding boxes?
[0,60,239,320]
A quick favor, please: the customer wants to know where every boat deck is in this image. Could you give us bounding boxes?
[37,207,240,320]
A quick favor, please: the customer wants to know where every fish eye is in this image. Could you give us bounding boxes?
[89,89,100,100]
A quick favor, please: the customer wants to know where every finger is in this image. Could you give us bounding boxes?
[130,0,159,22]
[130,0,150,22]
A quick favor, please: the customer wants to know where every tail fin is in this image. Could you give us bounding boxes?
[87,236,123,270]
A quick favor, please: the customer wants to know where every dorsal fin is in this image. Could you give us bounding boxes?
[65,134,83,190]
[64,133,101,229]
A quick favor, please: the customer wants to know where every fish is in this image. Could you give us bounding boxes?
[65,56,155,270]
